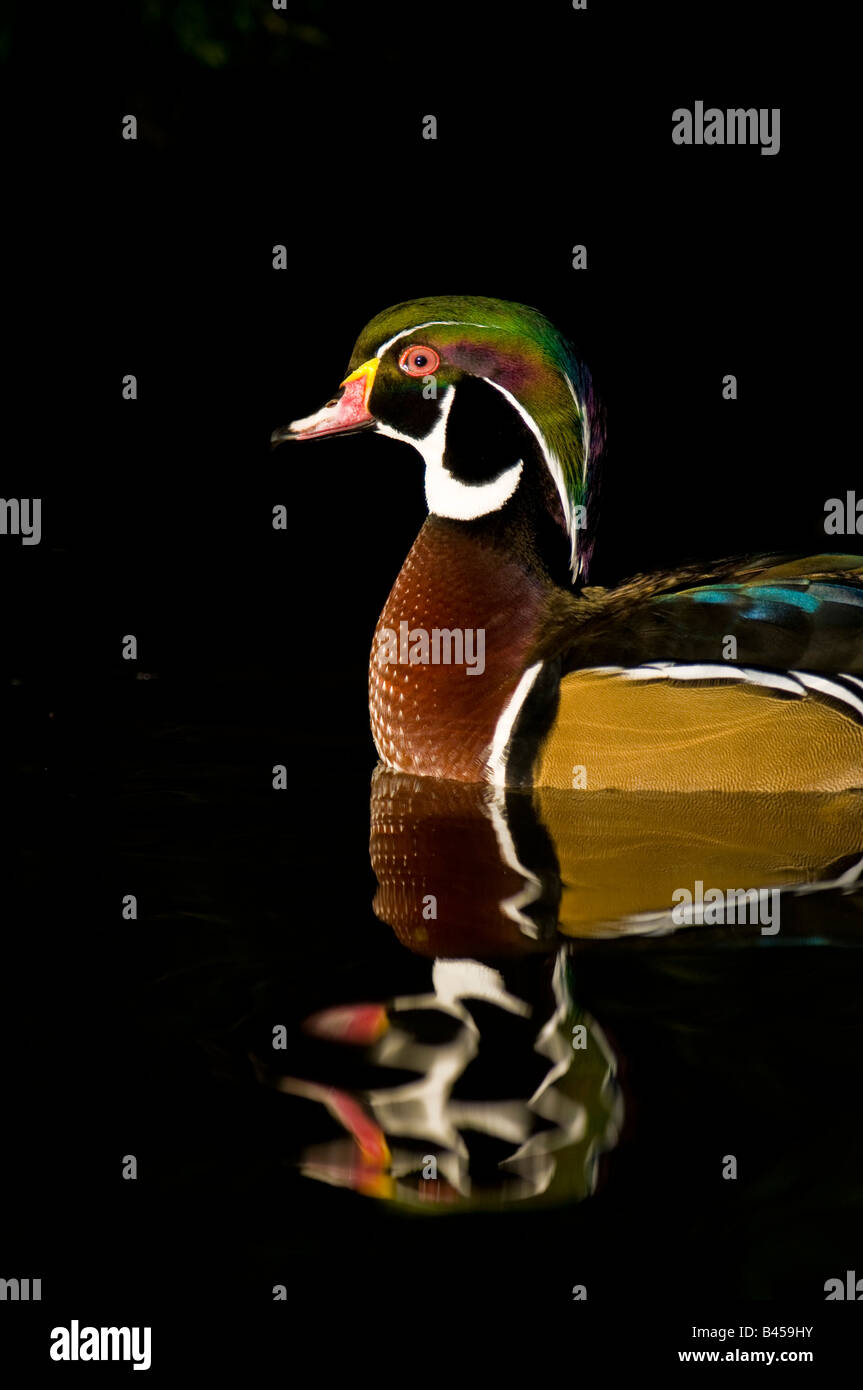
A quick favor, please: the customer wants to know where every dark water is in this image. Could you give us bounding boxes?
[9,666,860,1349]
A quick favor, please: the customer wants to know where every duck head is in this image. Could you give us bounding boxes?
[272,294,605,583]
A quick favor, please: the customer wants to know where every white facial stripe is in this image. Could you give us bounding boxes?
[481,377,581,577]
[373,326,585,575]
[376,385,523,521]
[564,373,589,485]
[374,319,503,358]
[374,382,456,465]
[372,323,587,576]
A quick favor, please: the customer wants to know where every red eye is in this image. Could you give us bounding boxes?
[398,344,440,377]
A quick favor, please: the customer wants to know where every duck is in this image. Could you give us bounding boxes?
[272,295,863,790]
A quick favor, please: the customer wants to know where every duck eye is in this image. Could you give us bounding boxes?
[398,344,440,377]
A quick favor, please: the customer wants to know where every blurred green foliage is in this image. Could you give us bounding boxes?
[1,2,334,70]
[138,0,331,68]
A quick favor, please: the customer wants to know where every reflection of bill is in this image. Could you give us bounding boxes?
[260,952,622,1212]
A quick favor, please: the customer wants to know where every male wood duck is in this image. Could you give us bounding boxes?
[273,296,863,790]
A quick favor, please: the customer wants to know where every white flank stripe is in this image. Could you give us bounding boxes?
[611,663,806,695]
[486,660,544,785]
[590,662,863,716]
[793,671,863,720]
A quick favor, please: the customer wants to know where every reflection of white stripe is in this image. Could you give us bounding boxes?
[432,958,531,1016]
[835,853,863,886]
[622,848,863,939]
[374,319,501,357]
[487,660,544,785]
[485,785,545,938]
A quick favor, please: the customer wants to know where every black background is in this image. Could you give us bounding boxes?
[2,0,859,1372]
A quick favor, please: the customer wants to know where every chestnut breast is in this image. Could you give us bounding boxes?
[369,517,549,781]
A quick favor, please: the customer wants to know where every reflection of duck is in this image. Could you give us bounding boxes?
[257,953,622,1212]
[273,295,863,789]
[370,769,863,941]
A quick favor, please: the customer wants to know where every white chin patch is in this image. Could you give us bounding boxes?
[425,455,523,521]
[375,386,524,522]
